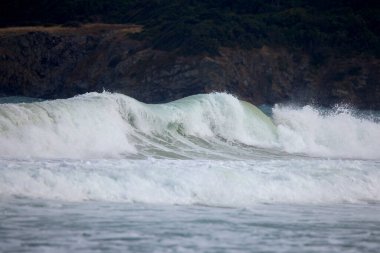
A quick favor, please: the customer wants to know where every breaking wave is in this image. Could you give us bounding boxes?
[1,92,380,205]
[0,92,379,159]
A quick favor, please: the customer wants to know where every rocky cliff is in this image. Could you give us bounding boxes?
[0,24,379,109]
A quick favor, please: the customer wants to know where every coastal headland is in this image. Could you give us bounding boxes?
[0,0,379,109]
[1,24,378,109]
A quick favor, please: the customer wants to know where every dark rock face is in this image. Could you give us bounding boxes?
[0,27,379,109]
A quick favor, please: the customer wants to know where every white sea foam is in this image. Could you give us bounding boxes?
[0,92,379,205]
[0,158,379,205]
[0,92,379,159]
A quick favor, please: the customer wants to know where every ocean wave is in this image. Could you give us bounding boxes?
[0,92,379,159]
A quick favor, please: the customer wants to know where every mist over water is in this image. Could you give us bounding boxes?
[273,104,380,159]
[0,92,379,252]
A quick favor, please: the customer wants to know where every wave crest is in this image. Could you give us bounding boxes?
[0,92,379,159]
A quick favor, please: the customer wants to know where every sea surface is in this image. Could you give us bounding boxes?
[0,92,379,252]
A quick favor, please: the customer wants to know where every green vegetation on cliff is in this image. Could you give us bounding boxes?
[1,0,379,57]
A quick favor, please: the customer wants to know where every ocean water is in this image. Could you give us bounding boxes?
[0,92,379,252]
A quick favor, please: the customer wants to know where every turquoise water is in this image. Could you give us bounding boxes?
[0,93,379,252]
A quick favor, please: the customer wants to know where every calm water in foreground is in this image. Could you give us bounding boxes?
[1,198,380,253]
